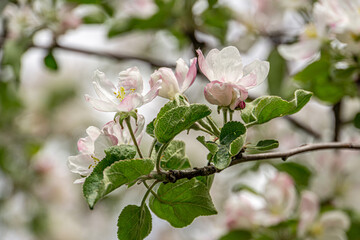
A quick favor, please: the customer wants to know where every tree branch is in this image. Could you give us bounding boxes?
[149,142,360,183]
[32,43,175,68]
[332,101,342,142]
[284,116,321,139]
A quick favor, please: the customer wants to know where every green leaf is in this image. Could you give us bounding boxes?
[220,230,252,240]
[117,205,152,240]
[155,104,211,143]
[82,145,149,209]
[44,51,58,71]
[149,178,217,227]
[220,121,246,146]
[196,136,218,155]
[294,50,356,104]
[207,0,218,7]
[213,144,231,169]
[154,95,188,126]
[241,89,312,126]
[229,134,246,156]
[161,140,191,170]
[201,6,231,44]
[196,175,214,190]
[354,113,360,129]
[246,139,279,152]
[146,119,155,138]
[267,48,287,96]
[275,162,311,190]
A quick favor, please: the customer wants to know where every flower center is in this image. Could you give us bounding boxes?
[88,155,100,169]
[113,87,136,101]
[304,24,318,39]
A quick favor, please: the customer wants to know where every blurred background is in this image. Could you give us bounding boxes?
[1,0,360,239]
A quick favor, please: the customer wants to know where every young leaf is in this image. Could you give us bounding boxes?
[241,89,312,126]
[220,121,246,146]
[117,205,152,240]
[196,175,215,190]
[229,134,246,156]
[146,119,155,138]
[44,51,58,71]
[197,136,218,155]
[83,146,152,209]
[213,144,231,169]
[155,104,211,143]
[149,178,217,227]
[161,140,191,170]
[246,139,279,152]
[154,95,189,126]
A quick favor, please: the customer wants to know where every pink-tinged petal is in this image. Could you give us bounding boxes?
[175,58,189,87]
[118,67,143,93]
[117,93,144,112]
[86,126,101,140]
[143,79,162,103]
[196,48,216,81]
[213,46,243,83]
[151,68,179,99]
[298,191,319,237]
[278,39,321,61]
[241,60,269,89]
[77,136,93,154]
[67,154,94,176]
[180,57,197,94]
[320,211,350,231]
[229,86,248,110]
[204,81,234,107]
[85,94,119,112]
[225,194,256,230]
[94,70,116,93]
[93,81,118,104]
[133,114,145,145]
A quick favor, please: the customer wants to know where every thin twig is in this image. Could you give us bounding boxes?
[32,43,175,68]
[284,116,321,139]
[147,142,360,183]
[332,101,342,142]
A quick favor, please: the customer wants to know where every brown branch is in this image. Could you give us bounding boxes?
[149,142,360,183]
[284,116,321,139]
[32,43,175,68]
[332,101,342,142]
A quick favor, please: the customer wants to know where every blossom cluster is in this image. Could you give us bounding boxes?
[68,46,269,182]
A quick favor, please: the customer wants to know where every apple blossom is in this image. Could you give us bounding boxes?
[85,68,161,112]
[197,46,269,109]
[256,172,297,226]
[225,194,257,230]
[298,191,350,239]
[67,115,145,183]
[150,58,197,99]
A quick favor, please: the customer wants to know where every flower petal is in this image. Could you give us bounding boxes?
[143,79,161,103]
[213,46,243,83]
[204,81,234,107]
[298,191,319,237]
[241,60,269,88]
[278,39,321,61]
[85,94,119,112]
[320,211,350,231]
[117,93,144,112]
[180,57,197,94]
[196,48,216,81]
[175,58,189,88]
[67,154,93,176]
[151,68,179,99]
[118,66,143,93]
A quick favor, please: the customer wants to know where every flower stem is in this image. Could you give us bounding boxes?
[149,139,157,158]
[156,142,169,174]
[229,110,233,121]
[125,117,143,159]
[141,181,159,207]
[206,116,220,137]
[223,108,228,124]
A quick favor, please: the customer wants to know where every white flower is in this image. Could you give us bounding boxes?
[197,46,269,109]
[67,115,144,183]
[225,194,258,230]
[85,68,161,112]
[150,57,197,99]
[298,191,350,240]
